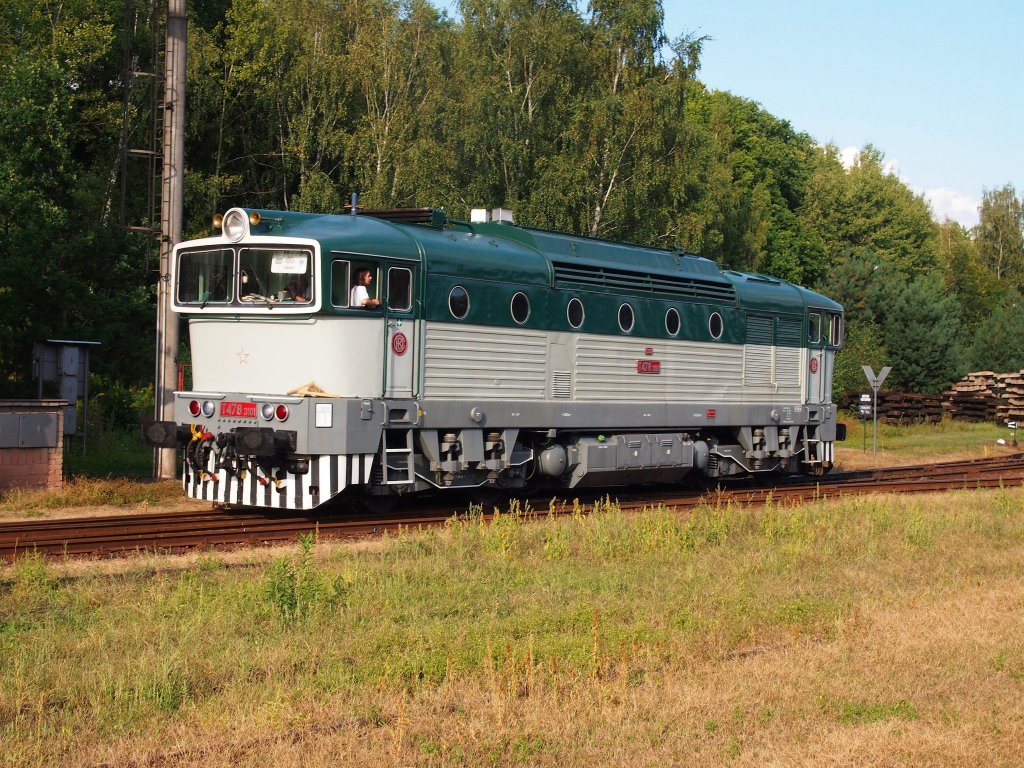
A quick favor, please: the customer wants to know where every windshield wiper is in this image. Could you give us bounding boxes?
[200,274,227,309]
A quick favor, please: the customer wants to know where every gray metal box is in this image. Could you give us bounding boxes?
[0,413,59,448]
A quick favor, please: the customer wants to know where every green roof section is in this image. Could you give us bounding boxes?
[238,207,842,316]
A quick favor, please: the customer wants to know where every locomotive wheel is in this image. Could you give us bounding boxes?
[348,493,400,515]
[467,488,504,511]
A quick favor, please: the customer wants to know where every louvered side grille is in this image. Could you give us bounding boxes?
[552,371,572,398]
[552,262,736,303]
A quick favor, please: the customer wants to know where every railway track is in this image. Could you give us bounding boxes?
[2,453,1022,561]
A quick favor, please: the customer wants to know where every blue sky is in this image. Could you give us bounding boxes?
[437,1,1022,228]
[663,0,1023,228]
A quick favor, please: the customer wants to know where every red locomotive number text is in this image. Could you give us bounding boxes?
[636,360,661,374]
[220,401,257,418]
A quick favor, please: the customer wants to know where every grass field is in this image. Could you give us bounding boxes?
[3,485,1024,766]
[836,417,1014,469]
[1,420,1022,765]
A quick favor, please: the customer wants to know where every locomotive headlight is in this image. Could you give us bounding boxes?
[201,400,215,417]
[222,209,247,241]
[261,403,275,421]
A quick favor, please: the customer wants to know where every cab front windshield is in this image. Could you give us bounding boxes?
[177,247,314,306]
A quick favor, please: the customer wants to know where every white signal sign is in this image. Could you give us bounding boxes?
[861,366,891,456]
[862,365,891,389]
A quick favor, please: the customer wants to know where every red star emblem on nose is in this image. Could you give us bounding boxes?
[237,348,250,364]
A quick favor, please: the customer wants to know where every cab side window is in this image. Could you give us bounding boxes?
[808,313,822,344]
[349,264,381,309]
[331,260,351,307]
[829,314,843,346]
[388,267,412,311]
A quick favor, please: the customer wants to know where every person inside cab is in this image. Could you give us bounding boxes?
[285,275,309,302]
[350,268,380,308]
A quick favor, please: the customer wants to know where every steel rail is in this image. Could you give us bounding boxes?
[2,454,1022,561]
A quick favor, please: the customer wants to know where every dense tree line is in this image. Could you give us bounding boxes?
[1,0,1022,402]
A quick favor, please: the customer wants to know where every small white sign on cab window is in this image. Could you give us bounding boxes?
[271,254,308,274]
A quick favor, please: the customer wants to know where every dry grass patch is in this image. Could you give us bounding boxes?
[0,477,193,521]
[2,488,1023,766]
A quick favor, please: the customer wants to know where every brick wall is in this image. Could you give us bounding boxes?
[0,401,66,492]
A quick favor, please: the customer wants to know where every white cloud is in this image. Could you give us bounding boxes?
[839,145,900,176]
[924,188,979,229]
[839,145,979,228]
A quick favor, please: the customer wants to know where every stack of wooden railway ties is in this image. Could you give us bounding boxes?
[841,391,943,424]
[943,370,1024,424]
[873,392,943,425]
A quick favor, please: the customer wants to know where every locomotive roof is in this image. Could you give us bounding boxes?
[240,208,841,313]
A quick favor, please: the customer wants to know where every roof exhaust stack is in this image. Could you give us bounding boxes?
[491,207,514,224]
[470,207,514,224]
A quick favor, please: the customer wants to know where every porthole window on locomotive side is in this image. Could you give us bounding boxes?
[511,291,530,324]
[709,311,724,339]
[665,307,681,336]
[449,285,470,319]
[567,297,585,329]
[618,303,635,333]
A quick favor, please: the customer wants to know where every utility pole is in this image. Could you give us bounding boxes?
[154,0,186,479]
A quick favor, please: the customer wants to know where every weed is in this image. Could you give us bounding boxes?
[902,507,937,551]
[726,736,742,757]
[543,527,570,560]
[263,533,343,625]
[992,651,1024,681]
[760,502,814,546]
[834,698,919,725]
[511,734,547,762]
[9,551,57,614]
[418,738,441,755]
[688,499,734,546]
[485,501,523,557]
[138,663,193,714]
[355,702,389,727]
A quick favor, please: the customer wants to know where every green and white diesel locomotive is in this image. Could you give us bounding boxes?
[144,206,846,510]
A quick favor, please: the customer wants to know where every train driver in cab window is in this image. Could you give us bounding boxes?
[285,275,309,302]
[350,268,380,308]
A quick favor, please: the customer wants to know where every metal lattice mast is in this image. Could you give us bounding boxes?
[154,0,186,479]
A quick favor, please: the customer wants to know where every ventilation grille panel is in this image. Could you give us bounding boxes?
[552,262,736,303]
